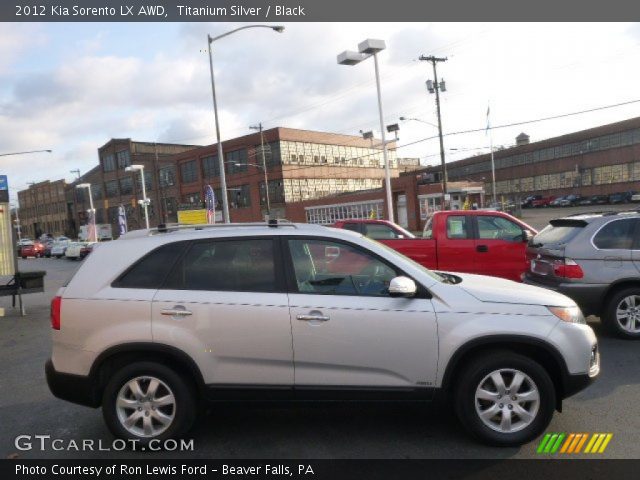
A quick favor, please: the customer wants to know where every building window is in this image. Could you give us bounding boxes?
[143,171,153,191]
[105,180,119,198]
[159,166,176,187]
[181,160,198,184]
[226,150,248,174]
[103,154,116,172]
[259,181,285,205]
[116,150,131,169]
[202,155,220,179]
[184,192,202,207]
[90,184,102,200]
[119,177,133,195]
[229,184,251,208]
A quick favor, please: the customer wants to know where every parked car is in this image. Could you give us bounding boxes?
[20,241,45,259]
[44,240,55,258]
[50,240,70,259]
[531,196,556,208]
[521,195,542,208]
[591,195,609,205]
[524,211,640,339]
[559,194,582,207]
[65,242,95,260]
[631,192,640,203]
[333,212,537,283]
[46,221,599,446]
[332,219,415,239]
[550,196,566,207]
[608,191,634,204]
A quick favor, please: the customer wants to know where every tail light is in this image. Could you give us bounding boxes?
[50,296,61,330]
[553,258,584,279]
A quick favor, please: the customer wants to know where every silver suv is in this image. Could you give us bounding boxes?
[46,221,599,446]
[524,211,640,339]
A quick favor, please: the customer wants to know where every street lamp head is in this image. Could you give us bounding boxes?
[360,130,374,140]
[272,26,285,33]
[76,183,91,189]
[399,116,407,121]
[337,50,367,66]
[386,123,400,133]
[125,164,144,172]
[46,150,52,153]
[358,39,386,55]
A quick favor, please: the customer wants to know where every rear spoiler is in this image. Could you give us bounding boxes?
[549,219,588,228]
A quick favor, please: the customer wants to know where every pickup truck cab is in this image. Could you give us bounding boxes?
[335,212,536,282]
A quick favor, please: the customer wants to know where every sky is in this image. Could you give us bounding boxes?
[2,22,640,203]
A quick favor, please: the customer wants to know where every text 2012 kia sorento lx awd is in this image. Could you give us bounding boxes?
[46,221,599,446]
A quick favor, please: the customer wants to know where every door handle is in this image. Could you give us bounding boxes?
[476,245,489,253]
[296,314,330,322]
[161,307,193,317]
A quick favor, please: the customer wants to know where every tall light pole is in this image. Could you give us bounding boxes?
[249,123,271,217]
[10,203,22,242]
[419,55,448,209]
[338,39,394,223]
[207,25,284,223]
[76,183,96,242]
[125,164,150,230]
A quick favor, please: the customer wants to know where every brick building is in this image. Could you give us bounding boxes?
[173,127,401,223]
[17,179,68,239]
[68,139,199,236]
[419,116,640,200]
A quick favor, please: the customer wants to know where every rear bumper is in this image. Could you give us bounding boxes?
[523,276,608,316]
[45,359,100,408]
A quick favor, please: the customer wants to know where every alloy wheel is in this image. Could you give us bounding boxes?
[474,368,540,433]
[615,295,640,334]
[115,376,176,438]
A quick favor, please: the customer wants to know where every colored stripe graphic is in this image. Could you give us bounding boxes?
[537,433,613,454]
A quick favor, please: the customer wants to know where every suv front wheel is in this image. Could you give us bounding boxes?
[102,362,197,444]
[454,351,556,446]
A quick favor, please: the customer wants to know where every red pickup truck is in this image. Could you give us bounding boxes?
[332,212,537,282]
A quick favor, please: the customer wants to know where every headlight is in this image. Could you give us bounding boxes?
[547,305,586,324]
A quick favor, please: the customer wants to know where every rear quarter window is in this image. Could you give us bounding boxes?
[592,218,637,250]
[113,242,187,289]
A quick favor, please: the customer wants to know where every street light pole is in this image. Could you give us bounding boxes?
[206,25,284,224]
[419,55,448,209]
[250,123,271,217]
[125,165,150,230]
[338,39,395,223]
[76,183,97,242]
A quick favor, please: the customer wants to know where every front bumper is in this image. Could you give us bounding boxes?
[523,275,608,316]
[45,359,100,408]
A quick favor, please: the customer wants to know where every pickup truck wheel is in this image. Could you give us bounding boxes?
[454,351,555,446]
[102,362,196,444]
[603,288,640,339]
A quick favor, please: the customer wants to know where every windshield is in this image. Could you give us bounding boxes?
[359,235,445,283]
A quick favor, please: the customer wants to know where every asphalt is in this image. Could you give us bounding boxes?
[1,218,639,459]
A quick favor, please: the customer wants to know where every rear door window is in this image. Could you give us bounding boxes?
[593,219,638,250]
[477,215,524,241]
[164,238,278,292]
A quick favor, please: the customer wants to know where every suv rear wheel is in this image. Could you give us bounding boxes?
[454,351,555,446]
[102,362,196,444]
[603,287,640,339]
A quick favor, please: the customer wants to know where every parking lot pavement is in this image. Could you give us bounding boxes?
[1,257,639,459]
[520,203,637,231]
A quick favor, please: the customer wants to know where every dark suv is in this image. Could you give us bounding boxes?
[524,211,640,338]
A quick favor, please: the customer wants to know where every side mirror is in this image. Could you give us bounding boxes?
[523,230,534,243]
[388,276,417,298]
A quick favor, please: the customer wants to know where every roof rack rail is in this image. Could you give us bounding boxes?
[150,219,298,234]
[565,210,617,217]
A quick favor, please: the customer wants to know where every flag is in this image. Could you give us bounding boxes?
[118,205,127,236]
[204,185,216,224]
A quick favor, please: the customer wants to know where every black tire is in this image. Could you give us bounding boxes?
[454,351,556,446]
[21,256,27,260]
[102,362,197,445]
[603,287,640,339]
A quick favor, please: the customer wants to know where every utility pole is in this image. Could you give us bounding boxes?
[70,169,81,238]
[27,182,39,239]
[419,55,448,209]
[250,122,271,218]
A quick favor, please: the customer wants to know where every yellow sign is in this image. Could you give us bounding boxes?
[177,209,208,225]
